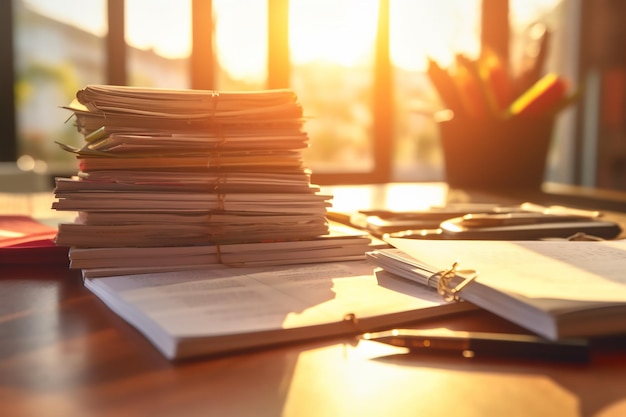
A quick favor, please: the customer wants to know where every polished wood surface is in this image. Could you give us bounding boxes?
[2,183,626,417]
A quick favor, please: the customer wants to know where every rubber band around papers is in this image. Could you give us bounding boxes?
[206,151,223,170]
[216,193,225,211]
[215,244,222,263]
[211,175,227,192]
[429,261,478,302]
[214,244,241,267]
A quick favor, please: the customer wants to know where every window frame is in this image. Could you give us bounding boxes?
[1,1,17,162]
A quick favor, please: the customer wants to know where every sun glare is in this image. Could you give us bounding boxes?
[390,1,481,71]
[213,0,267,83]
[289,0,379,67]
[125,0,192,59]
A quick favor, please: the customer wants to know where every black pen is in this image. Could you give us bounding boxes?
[363,328,589,363]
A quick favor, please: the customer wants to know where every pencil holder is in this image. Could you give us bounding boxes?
[439,116,554,190]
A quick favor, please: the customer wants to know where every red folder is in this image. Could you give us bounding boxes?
[0,216,69,266]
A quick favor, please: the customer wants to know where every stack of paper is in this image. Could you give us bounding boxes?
[53,85,370,277]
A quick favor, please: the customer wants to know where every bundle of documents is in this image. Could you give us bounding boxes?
[53,85,370,276]
[367,237,626,341]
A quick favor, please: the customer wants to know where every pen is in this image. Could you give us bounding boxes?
[363,328,590,362]
[438,213,622,240]
[448,212,597,228]
[454,54,490,118]
[479,47,514,113]
[426,57,466,116]
[507,72,568,117]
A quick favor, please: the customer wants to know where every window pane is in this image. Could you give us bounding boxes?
[125,0,191,88]
[15,0,106,175]
[290,0,378,175]
[213,0,267,90]
[509,0,568,87]
[390,0,480,182]
[509,0,573,184]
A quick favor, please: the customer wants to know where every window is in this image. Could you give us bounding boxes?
[125,0,192,88]
[509,0,579,185]
[4,0,584,189]
[290,0,379,181]
[13,0,106,174]
[214,0,267,90]
[389,0,481,182]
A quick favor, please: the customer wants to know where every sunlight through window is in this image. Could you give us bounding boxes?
[290,0,378,175]
[289,0,378,67]
[125,0,192,59]
[214,0,267,88]
[14,0,574,184]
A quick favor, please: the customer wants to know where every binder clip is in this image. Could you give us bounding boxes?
[429,261,478,302]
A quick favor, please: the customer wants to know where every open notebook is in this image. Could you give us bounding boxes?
[367,237,626,341]
[83,260,474,360]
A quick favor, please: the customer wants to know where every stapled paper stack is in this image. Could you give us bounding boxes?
[53,85,370,277]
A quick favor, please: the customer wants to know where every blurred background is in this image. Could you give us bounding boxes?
[1,0,625,191]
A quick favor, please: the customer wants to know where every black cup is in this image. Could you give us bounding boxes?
[439,116,554,190]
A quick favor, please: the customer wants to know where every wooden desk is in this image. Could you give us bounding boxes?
[2,183,626,417]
